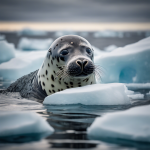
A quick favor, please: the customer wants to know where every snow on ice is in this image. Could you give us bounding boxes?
[88,104,150,142]
[43,83,130,105]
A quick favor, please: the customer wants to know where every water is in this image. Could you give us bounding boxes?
[0,80,150,150]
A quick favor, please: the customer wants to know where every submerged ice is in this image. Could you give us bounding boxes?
[88,104,150,142]
[44,83,130,105]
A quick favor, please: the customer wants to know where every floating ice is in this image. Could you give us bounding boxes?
[0,50,47,80]
[18,37,53,51]
[88,104,150,142]
[95,37,150,83]
[43,83,130,105]
[17,28,48,36]
[0,111,54,137]
[126,83,150,91]
[104,45,117,52]
[128,94,144,100]
[0,40,15,64]
[93,30,124,38]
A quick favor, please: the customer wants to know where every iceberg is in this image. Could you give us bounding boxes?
[95,37,150,83]
[18,37,53,51]
[0,50,47,80]
[0,111,54,137]
[88,104,150,142]
[0,40,15,64]
[43,83,130,105]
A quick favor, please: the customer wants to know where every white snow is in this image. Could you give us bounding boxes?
[0,40,15,64]
[0,50,47,80]
[18,37,53,51]
[95,37,150,83]
[17,28,48,36]
[93,30,124,38]
[43,83,130,105]
[88,104,150,142]
[0,111,54,137]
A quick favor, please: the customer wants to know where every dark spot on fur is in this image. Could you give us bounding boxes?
[48,63,50,67]
[56,44,58,46]
[91,82,92,84]
[49,90,51,93]
[43,75,45,77]
[70,82,73,85]
[43,82,45,86]
[52,57,54,60]
[58,89,60,91]
[51,84,54,88]
[59,81,61,84]
[61,39,63,41]
[51,60,53,65]
[52,90,55,93]
[78,82,81,84]
[86,78,89,82]
[64,82,68,85]
[61,89,63,91]
[57,57,59,62]
[59,77,62,81]
[78,85,81,87]
[47,78,48,80]
[71,86,73,88]
[53,71,56,74]
[51,75,54,81]
[67,86,69,88]
[46,70,48,75]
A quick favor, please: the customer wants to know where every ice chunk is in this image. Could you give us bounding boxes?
[93,30,124,38]
[0,111,54,137]
[0,41,15,64]
[43,83,130,105]
[88,104,150,142]
[95,37,150,83]
[126,83,150,91]
[17,28,47,36]
[18,37,53,51]
[0,50,47,80]
[128,94,144,100]
[104,45,117,52]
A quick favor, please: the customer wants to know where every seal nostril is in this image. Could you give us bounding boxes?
[83,60,88,68]
[76,60,82,68]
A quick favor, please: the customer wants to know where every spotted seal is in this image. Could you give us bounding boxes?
[7,35,100,102]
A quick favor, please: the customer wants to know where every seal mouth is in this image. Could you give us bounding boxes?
[75,72,88,77]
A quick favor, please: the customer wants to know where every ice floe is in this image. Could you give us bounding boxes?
[17,28,48,36]
[104,45,117,52]
[0,50,47,80]
[0,111,54,137]
[43,83,130,105]
[88,104,150,142]
[0,40,15,64]
[18,37,53,51]
[95,37,150,83]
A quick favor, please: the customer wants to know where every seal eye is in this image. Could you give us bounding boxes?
[60,50,69,56]
[86,48,92,55]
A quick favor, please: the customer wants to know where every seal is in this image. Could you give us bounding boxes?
[7,35,99,102]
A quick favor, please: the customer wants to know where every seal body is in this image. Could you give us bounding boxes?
[7,35,96,102]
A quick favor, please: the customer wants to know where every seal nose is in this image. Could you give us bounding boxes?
[76,59,88,69]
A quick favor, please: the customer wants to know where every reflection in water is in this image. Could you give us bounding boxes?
[0,82,150,149]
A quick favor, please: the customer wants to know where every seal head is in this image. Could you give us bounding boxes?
[37,35,96,96]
